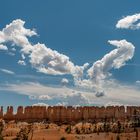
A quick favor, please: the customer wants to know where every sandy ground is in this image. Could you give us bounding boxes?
[29,131,137,140]
[3,127,138,140]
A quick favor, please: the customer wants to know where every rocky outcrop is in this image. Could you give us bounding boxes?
[1,106,140,123]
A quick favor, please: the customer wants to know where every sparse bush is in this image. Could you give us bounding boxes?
[0,136,3,140]
[15,124,34,140]
[0,120,4,140]
[75,136,80,139]
[97,131,99,135]
[16,128,29,140]
[116,135,120,140]
[60,136,66,140]
[117,121,121,133]
[65,125,71,134]
[75,127,80,134]
[45,124,49,129]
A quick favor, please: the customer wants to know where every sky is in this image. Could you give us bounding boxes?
[0,0,140,108]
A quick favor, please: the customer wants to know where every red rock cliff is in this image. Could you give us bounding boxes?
[1,106,139,122]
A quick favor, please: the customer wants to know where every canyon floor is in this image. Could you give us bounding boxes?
[0,120,139,140]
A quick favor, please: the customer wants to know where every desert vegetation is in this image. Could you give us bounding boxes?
[0,118,139,140]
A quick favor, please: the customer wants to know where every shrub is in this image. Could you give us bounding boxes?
[75,127,80,134]
[16,128,29,140]
[0,136,3,140]
[60,137,66,140]
[65,126,71,134]
[116,135,120,140]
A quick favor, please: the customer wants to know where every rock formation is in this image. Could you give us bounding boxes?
[0,106,140,123]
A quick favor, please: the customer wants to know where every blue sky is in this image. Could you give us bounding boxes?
[0,0,140,108]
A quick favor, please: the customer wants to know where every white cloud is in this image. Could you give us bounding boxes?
[55,102,66,106]
[0,19,138,105]
[29,43,88,77]
[83,40,135,87]
[29,43,74,75]
[7,52,15,56]
[61,78,69,85]
[116,13,140,29]
[0,44,8,51]
[105,101,123,107]
[95,91,105,97]
[75,39,135,94]
[0,81,140,106]
[0,19,88,79]
[1,20,134,94]
[0,68,15,75]
[32,103,49,106]
[37,95,52,100]
[136,80,140,84]
[0,19,36,54]
[21,54,25,59]
[11,48,16,51]
[18,60,26,66]
[0,82,92,106]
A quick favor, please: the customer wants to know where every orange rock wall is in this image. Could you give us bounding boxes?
[0,106,139,122]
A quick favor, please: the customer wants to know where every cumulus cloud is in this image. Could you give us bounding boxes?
[61,78,69,85]
[21,54,25,59]
[1,20,134,91]
[0,44,8,51]
[0,19,36,54]
[74,39,135,96]
[0,19,88,79]
[18,60,26,66]
[87,40,135,84]
[0,68,15,75]
[11,48,16,51]
[116,13,140,29]
[29,43,89,77]
[30,43,74,75]
[0,19,137,104]
[95,91,105,97]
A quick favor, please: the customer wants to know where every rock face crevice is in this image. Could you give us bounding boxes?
[0,106,139,122]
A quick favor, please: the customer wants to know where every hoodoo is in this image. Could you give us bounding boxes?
[0,106,139,123]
